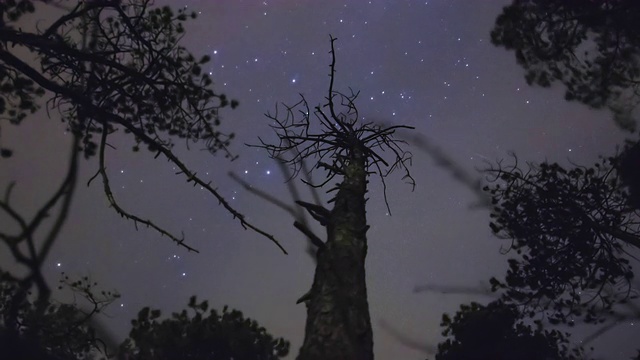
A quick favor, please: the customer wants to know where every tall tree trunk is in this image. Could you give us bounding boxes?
[259,36,413,360]
[297,149,374,360]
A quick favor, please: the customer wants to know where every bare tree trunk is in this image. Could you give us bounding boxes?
[255,35,413,360]
[298,149,373,360]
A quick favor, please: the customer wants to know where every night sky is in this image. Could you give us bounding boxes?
[1,0,637,358]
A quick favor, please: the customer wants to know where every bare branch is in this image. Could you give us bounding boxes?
[229,171,297,217]
[0,41,286,254]
[295,200,331,226]
[293,221,325,249]
[483,152,639,325]
[96,122,198,252]
[250,35,414,214]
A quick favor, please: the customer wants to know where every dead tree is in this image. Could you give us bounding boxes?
[254,36,414,360]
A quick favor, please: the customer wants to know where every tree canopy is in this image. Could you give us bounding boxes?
[431,301,587,360]
[119,296,290,360]
[0,269,118,360]
[487,0,640,356]
[0,0,285,255]
[0,269,289,360]
[0,1,290,357]
[483,151,639,326]
[491,0,640,131]
[1,0,236,158]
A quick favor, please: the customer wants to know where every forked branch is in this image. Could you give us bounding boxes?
[251,35,415,213]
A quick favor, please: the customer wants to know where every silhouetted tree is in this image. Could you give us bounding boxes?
[491,0,640,131]
[429,300,587,360]
[0,1,287,357]
[482,148,640,353]
[0,267,289,360]
[0,134,81,357]
[618,140,640,209]
[0,269,119,360]
[0,0,284,253]
[254,36,414,360]
[488,2,640,355]
[118,296,289,360]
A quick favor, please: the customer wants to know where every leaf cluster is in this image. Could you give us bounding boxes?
[0,1,285,253]
[432,301,587,360]
[618,140,640,210]
[484,154,639,325]
[0,0,45,157]
[0,268,289,360]
[0,269,118,359]
[0,0,237,158]
[491,0,640,131]
[120,295,290,360]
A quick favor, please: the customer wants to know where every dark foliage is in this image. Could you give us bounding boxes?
[0,0,236,158]
[0,268,289,360]
[618,141,640,209]
[491,0,640,131]
[484,153,639,325]
[0,0,285,254]
[431,301,587,360]
[0,270,118,360]
[119,295,290,360]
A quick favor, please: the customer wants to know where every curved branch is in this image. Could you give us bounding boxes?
[0,46,287,254]
[97,122,197,252]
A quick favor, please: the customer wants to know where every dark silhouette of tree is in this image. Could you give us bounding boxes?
[118,295,289,360]
[0,134,81,358]
[229,154,324,261]
[489,1,640,355]
[0,267,289,360]
[429,300,588,360]
[253,36,414,360]
[491,0,640,131]
[0,0,284,253]
[618,140,640,209]
[0,269,119,360]
[481,147,640,353]
[0,1,288,357]
[0,129,127,358]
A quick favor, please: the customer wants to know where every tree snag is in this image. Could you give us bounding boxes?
[254,35,414,360]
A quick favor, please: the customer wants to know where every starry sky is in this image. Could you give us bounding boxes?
[1,0,638,359]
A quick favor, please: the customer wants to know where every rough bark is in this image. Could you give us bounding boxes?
[297,148,373,360]
[256,36,413,360]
